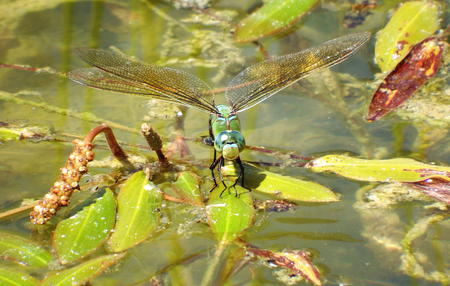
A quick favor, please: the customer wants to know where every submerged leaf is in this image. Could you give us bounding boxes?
[242,163,339,202]
[368,37,445,121]
[54,189,116,264]
[171,171,203,205]
[0,232,52,267]
[0,267,39,286]
[207,187,255,244]
[306,155,450,183]
[234,0,319,43]
[375,1,440,72]
[108,171,162,252]
[248,248,322,286]
[41,253,124,286]
[0,126,49,142]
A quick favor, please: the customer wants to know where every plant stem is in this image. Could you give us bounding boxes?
[200,243,227,286]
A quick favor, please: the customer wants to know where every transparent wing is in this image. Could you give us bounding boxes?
[225,32,370,113]
[70,48,218,114]
[69,68,176,100]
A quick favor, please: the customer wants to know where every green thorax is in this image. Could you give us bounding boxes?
[210,105,241,137]
[211,105,245,159]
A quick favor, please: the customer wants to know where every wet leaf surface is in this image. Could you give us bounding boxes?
[108,171,162,252]
[0,267,39,286]
[306,155,450,183]
[207,187,255,244]
[54,189,116,264]
[374,1,440,72]
[0,232,52,267]
[243,163,339,202]
[171,171,203,205]
[368,37,445,121]
[234,0,318,43]
[41,253,124,286]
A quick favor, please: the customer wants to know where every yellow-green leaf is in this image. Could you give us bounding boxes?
[240,163,339,202]
[0,267,39,286]
[172,171,203,205]
[207,188,255,244]
[0,232,52,267]
[54,189,116,264]
[108,171,162,252]
[41,253,124,286]
[375,1,440,72]
[234,0,319,43]
[305,155,450,182]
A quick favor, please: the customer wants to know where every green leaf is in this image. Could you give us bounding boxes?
[41,253,124,286]
[0,267,39,286]
[207,188,255,244]
[0,128,20,141]
[54,189,116,264]
[234,0,318,43]
[241,163,339,202]
[172,171,203,205]
[0,232,52,267]
[375,1,440,72]
[305,155,450,182]
[108,171,162,252]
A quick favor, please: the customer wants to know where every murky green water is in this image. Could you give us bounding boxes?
[0,0,448,285]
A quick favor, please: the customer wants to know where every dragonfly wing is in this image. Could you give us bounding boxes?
[73,48,218,114]
[225,32,370,113]
[68,68,177,101]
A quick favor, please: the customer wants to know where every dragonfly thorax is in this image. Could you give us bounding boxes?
[214,130,245,160]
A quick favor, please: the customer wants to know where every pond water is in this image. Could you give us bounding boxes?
[0,0,448,285]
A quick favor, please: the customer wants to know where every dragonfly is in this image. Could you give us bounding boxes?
[68,32,370,195]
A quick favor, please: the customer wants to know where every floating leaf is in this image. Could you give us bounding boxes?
[54,189,116,264]
[171,171,203,205]
[207,187,255,244]
[108,171,162,252]
[234,0,319,43]
[0,126,49,142]
[375,1,440,72]
[236,163,339,202]
[306,155,450,182]
[0,267,39,286]
[247,248,322,286]
[0,232,51,267]
[368,37,445,121]
[41,253,124,286]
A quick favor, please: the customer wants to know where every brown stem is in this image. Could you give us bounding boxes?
[84,124,131,167]
[140,123,170,167]
[0,201,38,220]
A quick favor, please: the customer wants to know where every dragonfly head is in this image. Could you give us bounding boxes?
[214,130,245,160]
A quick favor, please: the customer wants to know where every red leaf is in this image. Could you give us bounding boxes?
[408,178,450,205]
[367,37,444,121]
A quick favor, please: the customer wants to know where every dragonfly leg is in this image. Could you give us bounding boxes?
[218,157,229,197]
[209,151,220,192]
[231,157,249,196]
